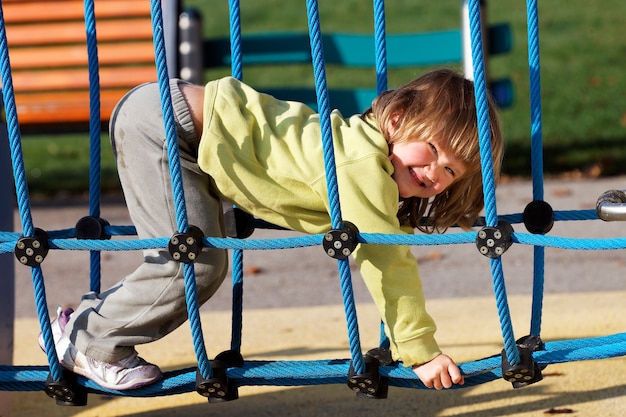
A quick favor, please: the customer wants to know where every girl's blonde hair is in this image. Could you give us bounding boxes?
[364,68,504,233]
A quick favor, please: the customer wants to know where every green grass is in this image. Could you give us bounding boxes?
[19,133,120,198]
[14,0,626,196]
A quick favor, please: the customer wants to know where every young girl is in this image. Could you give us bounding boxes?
[43,68,503,391]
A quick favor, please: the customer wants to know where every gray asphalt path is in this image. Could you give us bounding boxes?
[12,175,626,318]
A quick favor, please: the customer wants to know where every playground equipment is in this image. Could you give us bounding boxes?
[0,0,625,408]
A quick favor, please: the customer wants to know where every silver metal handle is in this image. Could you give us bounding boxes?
[596,189,626,221]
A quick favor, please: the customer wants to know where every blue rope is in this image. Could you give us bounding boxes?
[372,0,387,95]
[0,6,32,238]
[467,0,520,366]
[231,250,244,352]
[305,0,342,231]
[305,0,365,376]
[2,332,625,394]
[229,0,243,81]
[83,0,102,294]
[5,227,626,255]
[4,226,626,256]
[149,0,211,380]
[84,0,101,219]
[526,0,545,338]
[0,1,62,382]
[227,0,244,356]
[372,0,391,350]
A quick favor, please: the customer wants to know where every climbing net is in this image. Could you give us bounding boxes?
[1,0,625,405]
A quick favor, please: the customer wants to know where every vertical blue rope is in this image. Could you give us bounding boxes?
[0,8,33,239]
[467,0,519,365]
[84,0,101,218]
[305,0,365,375]
[228,0,243,81]
[531,245,545,336]
[0,2,62,381]
[372,0,387,95]
[231,249,244,352]
[372,0,390,349]
[83,0,102,294]
[227,0,245,354]
[305,0,342,231]
[149,0,211,379]
[527,0,545,337]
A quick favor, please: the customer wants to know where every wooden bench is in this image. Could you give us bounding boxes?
[0,0,182,132]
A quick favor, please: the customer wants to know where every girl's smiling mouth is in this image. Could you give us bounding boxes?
[411,168,427,188]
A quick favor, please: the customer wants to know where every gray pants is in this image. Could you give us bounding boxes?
[65,80,228,363]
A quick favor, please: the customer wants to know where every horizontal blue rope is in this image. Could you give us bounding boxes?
[2,332,623,395]
[4,226,626,255]
[0,209,600,245]
[513,233,626,250]
[0,208,600,246]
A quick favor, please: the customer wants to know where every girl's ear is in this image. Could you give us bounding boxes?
[387,110,403,137]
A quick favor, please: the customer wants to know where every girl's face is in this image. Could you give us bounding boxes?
[389,139,466,199]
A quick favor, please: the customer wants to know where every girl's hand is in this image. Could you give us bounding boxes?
[412,354,465,390]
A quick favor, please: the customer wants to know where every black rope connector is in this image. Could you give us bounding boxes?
[196,350,243,402]
[45,370,88,406]
[168,225,204,264]
[224,206,255,239]
[323,221,359,260]
[347,352,388,399]
[75,216,111,240]
[523,200,554,234]
[501,335,545,389]
[15,227,50,267]
[475,220,514,258]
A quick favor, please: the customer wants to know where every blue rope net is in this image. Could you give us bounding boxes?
[0,0,625,401]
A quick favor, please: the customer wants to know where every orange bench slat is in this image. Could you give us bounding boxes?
[8,41,156,69]
[10,66,157,92]
[5,19,154,46]
[14,88,137,125]
[1,0,151,24]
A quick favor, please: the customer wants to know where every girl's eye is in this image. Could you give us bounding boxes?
[428,142,438,155]
[445,166,456,177]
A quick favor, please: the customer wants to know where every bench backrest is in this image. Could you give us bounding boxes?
[0,0,163,131]
[201,24,513,115]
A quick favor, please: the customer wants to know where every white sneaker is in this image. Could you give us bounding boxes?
[65,347,162,391]
[39,307,163,390]
[38,306,73,351]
